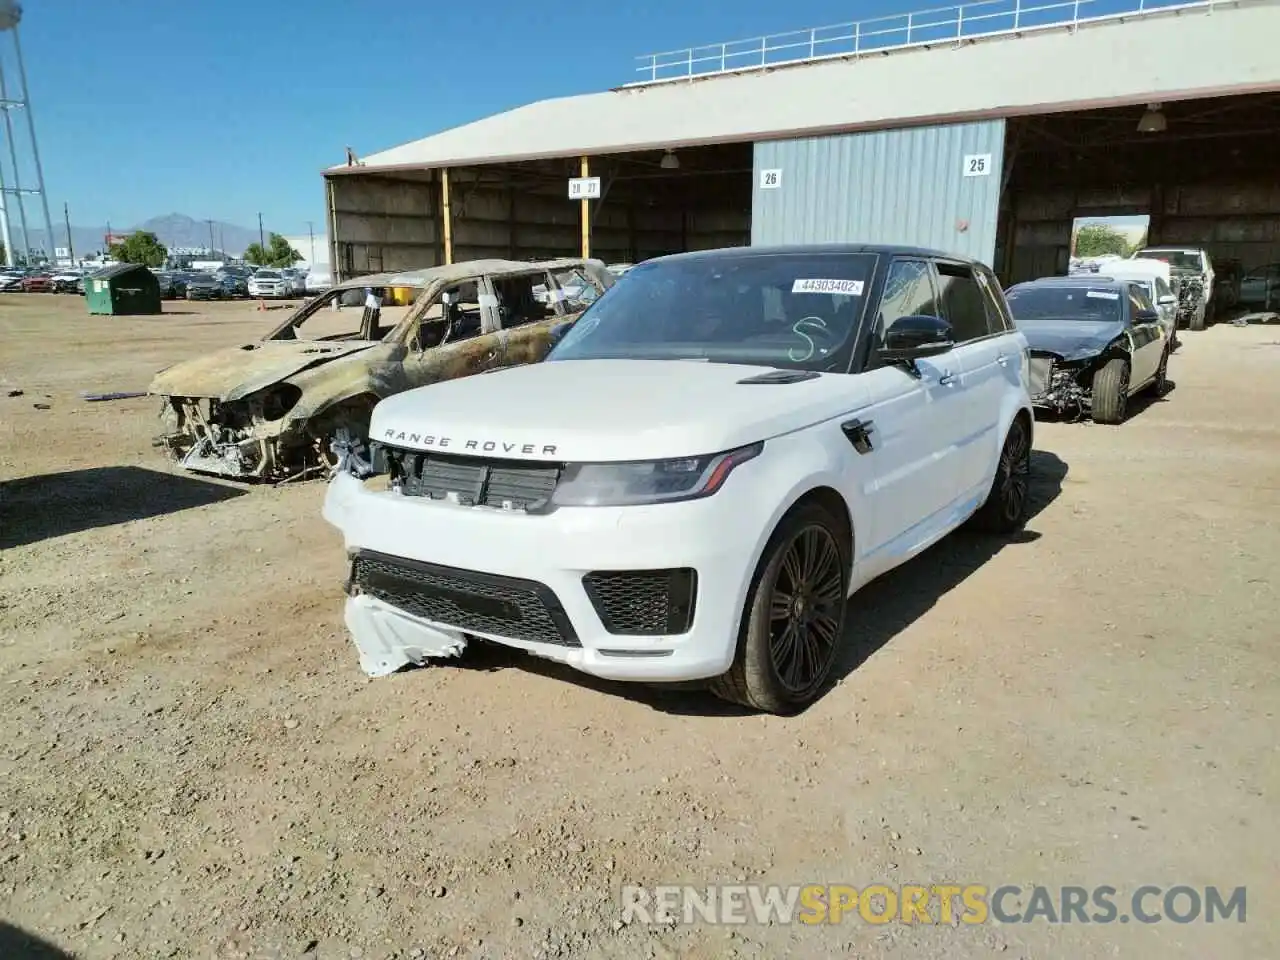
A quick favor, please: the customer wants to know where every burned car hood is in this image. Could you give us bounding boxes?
[149,340,380,401]
[1017,318,1126,363]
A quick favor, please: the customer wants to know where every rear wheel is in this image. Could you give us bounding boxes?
[710,502,849,714]
[971,416,1031,534]
[1091,357,1129,425]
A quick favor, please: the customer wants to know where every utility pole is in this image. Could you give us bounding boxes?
[257,212,264,250]
[63,201,73,262]
[206,218,214,257]
[305,220,315,264]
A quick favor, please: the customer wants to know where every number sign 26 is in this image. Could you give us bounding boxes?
[759,168,782,189]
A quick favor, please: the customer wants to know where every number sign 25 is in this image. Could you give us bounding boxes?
[963,154,993,177]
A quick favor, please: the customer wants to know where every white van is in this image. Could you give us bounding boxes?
[1094,258,1181,348]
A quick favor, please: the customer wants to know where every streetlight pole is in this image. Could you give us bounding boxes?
[305,220,315,265]
[206,218,214,258]
[258,212,264,250]
[63,201,73,262]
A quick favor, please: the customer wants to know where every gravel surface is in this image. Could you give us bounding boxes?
[1,295,1277,959]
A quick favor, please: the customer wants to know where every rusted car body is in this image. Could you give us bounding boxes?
[149,258,614,482]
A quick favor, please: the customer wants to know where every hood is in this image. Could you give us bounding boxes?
[149,339,379,401]
[1017,318,1126,363]
[370,358,871,463]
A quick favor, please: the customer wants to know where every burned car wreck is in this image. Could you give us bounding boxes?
[1006,277,1171,425]
[148,258,614,481]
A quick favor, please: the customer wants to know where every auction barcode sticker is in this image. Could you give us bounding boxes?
[792,278,865,295]
[1086,290,1120,300]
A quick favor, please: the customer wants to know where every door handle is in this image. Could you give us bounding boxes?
[485,349,498,362]
[938,372,957,386]
[996,353,1010,366]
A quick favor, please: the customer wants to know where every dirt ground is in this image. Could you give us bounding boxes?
[0,293,1276,960]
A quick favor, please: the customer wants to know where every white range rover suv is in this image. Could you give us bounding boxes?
[323,245,1034,713]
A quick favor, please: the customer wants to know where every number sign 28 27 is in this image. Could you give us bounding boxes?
[963,153,993,177]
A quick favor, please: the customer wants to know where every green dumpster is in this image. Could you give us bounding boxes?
[85,263,163,316]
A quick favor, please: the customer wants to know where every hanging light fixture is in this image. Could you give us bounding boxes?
[660,149,680,170]
[1137,103,1167,133]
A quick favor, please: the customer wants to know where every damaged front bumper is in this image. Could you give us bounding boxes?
[1028,355,1091,420]
[153,393,309,481]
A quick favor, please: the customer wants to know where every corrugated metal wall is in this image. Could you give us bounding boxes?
[752,120,1007,264]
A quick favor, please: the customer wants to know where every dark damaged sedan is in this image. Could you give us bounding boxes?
[1005,277,1171,424]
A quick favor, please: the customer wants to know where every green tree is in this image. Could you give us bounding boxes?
[244,233,303,268]
[1073,223,1129,259]
[108,230,168,267]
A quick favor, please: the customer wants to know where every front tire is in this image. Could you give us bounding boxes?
[710,502,849,714]
[971,415,1031,534]
[1091,357,1129,425]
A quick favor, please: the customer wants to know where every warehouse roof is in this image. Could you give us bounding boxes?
[329,0,1278,175]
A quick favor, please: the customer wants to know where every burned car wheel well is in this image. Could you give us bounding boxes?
[306,393,381,439]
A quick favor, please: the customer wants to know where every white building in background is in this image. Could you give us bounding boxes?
[279,232,329,270]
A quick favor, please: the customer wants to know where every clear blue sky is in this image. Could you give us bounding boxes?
[25,0,916,234]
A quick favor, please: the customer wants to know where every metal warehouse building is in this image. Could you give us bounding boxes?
[323,0,1280,286]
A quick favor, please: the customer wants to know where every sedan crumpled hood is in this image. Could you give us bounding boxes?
[149,339,379,401]
[1017,318,1126,363]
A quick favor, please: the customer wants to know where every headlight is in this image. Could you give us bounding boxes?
[548,442,763,507]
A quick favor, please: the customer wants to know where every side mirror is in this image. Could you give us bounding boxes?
[878,315,955,364]
[1135,308,1160,324]
[1157,294,1176,306]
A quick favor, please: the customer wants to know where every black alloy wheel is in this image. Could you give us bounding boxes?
[711,501,850,714]
[972,416,1031,533]
[766,524,845,700]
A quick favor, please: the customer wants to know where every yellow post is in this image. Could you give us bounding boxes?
[441,167,454,265]
[580,156,590,260]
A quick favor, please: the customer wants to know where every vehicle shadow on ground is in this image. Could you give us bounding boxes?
[0,922,76,959]
[0,465,245,550]
[455,450,1070,716]
[1127,379,1177,419]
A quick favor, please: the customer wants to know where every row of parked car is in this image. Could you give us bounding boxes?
[0,263,333,301]
[143,242,1212,713]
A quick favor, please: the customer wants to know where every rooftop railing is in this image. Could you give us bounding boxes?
[631,0,1226,85]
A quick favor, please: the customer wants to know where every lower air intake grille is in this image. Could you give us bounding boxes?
[582,568,698,636]
[352,550,579,647]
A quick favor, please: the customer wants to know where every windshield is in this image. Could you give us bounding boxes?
[1134,250,1202,272]
[546,252,876,370]
[1006,285,1122,322]
[256,270,282,279]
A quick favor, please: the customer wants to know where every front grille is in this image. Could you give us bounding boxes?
[351,550,579,647]
[378,447,560,511]
[582,568,698,636]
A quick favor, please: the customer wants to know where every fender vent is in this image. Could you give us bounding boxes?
[736,370,821,384]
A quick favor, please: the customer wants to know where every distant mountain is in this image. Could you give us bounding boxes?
[18,213,269,259]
